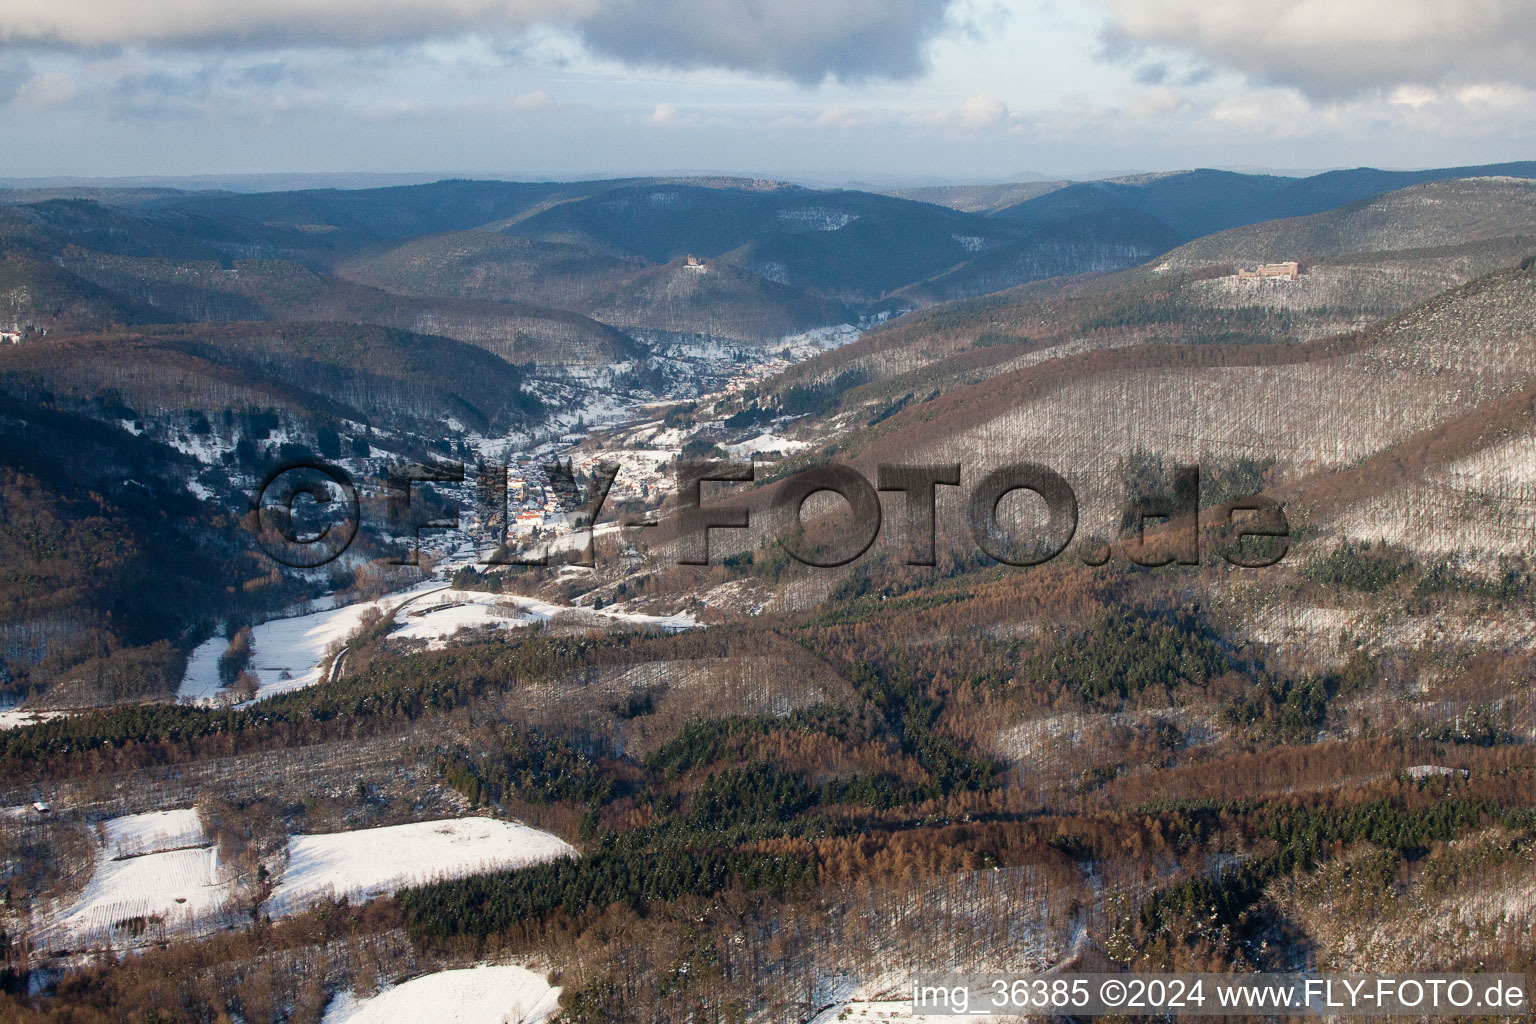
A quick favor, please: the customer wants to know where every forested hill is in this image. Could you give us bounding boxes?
[989,160,1536,240]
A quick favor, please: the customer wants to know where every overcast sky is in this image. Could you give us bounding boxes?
[1,0,1533,183]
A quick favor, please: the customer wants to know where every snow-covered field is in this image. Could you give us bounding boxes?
[178,582,448,703]
[781,323,862,352]
[390,590,544,645]
[725,432,810,458]
[102,807,207,859]
[42,806,234,948]
[393,586,696,649]
[180,573,697,702]
[0,708,66,731]
[267,817,575,914]
[43,811,574,949]
[322,965,560,1024]
[49,846,233,946]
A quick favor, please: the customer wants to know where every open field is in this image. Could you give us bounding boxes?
[267,818,576,916]
[46,845,231,949]
[320,965,560,1024]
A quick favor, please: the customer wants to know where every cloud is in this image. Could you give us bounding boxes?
[579,0,953,83]
[642,101,726,127]
[814,107,862,129]
[508,89,551,110]
[0,0,580,50]
[909,93,1013,131]
[15,71,77,109]
[0,58,80,111]
[236,60,315,88]
[1094,0,1536,98]
[1127,84,1186,120]
[0,0,957,84]
[108,69,213,119]
[0,58,30,103]
[957,93,1006,129]
[646,101,682,125]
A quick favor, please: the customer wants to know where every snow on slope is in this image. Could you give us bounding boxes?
[725,432,809,458]
[267,817,575,915]
[50,846,233,946]
[489,590,700,633]
[395,587,696,645]
[322,965,560,1024]
[44,807,233,948]
[178,583,449,703]
[0,708,67,731]
[782,323,862,351]
[45,812,574,948]
[180,576,696,702]
[388,589,543,647]
[102,807,207,859]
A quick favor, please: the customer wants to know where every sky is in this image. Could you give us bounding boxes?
[1,0,1534,183]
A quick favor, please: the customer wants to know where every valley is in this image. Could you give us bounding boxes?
[1,164,1535,1023]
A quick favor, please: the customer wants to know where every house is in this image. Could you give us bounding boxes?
[1236,261,1300,281]
[684,255,706,271]
[32,801,50,814]
[0,330,22,345]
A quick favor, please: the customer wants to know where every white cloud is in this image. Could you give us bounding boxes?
[909,92,1012,131]
[508,89,551,110]
[0,0,586,49]
[814,107,862,129]
[646,101,681,125]
[1452,82,1529,108]
[642,101,726,127]
[1127,84,1185,119]
[1389,84,1439,110]
[0,66,28,105]
[1094,0,1536,98]
[14,71,77,109]
[0,0,958,84]
[958,92,1006,129]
